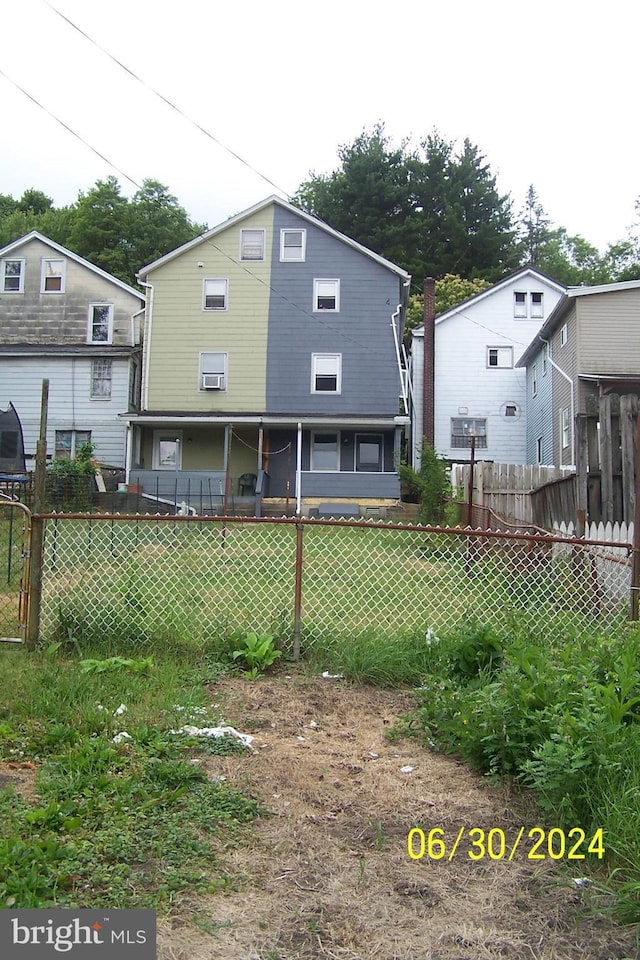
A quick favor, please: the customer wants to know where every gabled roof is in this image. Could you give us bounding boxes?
[517,278,640,367]
[0,231,145,301]
[137,195,411,280]
[412,266,566,337]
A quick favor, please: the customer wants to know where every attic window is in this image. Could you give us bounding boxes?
[514,291,527,318]
[530,291,544,317]
[240,229,265,261]
[41,258,65,292]
[505,404,517,417]
[1,259,24,293]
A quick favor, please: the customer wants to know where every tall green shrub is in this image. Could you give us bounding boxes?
[398,440,449,524]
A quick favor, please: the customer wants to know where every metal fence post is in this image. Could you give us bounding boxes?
[26,379,48,650]
[293,519,304,660]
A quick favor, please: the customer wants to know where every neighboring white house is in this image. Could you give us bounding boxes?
[411,267,566,469]
[0,232,145,468]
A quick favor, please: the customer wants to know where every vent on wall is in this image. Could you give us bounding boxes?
[202,374,224,390]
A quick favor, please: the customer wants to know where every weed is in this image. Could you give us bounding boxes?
[232,632,282,677]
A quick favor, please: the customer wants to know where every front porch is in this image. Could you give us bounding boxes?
[124,416,405,514]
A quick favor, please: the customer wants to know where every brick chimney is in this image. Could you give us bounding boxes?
[422,278,436,448]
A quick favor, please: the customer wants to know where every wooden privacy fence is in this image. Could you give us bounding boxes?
[450,462,573,529]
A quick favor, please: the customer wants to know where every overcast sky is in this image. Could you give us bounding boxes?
[1,0,638,253]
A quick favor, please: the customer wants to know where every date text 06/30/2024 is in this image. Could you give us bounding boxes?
[407,827,604,862]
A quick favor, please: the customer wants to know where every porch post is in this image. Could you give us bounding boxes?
[125,423,132,485]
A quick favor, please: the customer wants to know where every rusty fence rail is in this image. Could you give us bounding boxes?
[26,513,634,656]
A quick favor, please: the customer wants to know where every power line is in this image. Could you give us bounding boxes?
[0,67,143,192]
[41,0,290,199]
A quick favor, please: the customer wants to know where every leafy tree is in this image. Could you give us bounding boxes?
[404,275,492,344]
[518,185,552,265]
[294,126,518,288]
[67,176,131,280]
[17,189,54,215]
[603,198,640,281]
[293,124,417,274]
[127,179,207,275]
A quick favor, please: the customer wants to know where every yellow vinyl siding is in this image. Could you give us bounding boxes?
[146,208,273,411]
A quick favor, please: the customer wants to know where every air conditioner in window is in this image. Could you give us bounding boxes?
[202,373,224,390]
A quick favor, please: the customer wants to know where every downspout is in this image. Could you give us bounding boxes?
[130,306,145,347]
[296,421,302,516]
[125,423,132,484]
[540,337,575,467]
[137,279,154,410]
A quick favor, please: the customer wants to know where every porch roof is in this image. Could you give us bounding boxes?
[121,412,408,429]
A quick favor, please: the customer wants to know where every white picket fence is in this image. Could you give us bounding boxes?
[552,521,633,604]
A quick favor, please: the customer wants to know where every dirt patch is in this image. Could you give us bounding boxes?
[158,672,637,960]
[0,760,38,801]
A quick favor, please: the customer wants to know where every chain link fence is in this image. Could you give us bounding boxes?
[34,514,634,654]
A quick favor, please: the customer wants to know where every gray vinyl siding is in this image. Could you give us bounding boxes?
[266,205,402,416]
[0,356,132,466]
[551,305,577,466]
[525,344,554,464]
[265,429,399,498]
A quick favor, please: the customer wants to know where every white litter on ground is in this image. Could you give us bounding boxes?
[113,703,127,717]
[112,731,132,744]
[321,671,345,680]
[170,724,254,749]
[400,765,415,773]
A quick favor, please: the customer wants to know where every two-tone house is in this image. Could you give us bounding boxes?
[125,196,410,514]
[410,267,566,468]
[517,279,640,468]
[0,232,145,468]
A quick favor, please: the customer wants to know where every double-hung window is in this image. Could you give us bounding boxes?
[90,359,112,398]
[203,278,228,310]
[88,304,113,343]
[561,408,570,449]
[199,351,227,391]
[313,279,339,312]
[514,291,527,317]
[240,229,265,261]
[487,346,513,368]
[41,258,65,292]
[312,353,341,393]
[530,291,544,317]
[280,229,306,261]
[451,418,487,449]
[1,259,24,293]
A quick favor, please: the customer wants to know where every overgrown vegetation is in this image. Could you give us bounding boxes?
[397,440,451,524]
[396,618,640,926]
[0,646,258,909]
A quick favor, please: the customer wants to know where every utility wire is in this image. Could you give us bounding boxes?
[41,0,290,199]
[0,67,143,192]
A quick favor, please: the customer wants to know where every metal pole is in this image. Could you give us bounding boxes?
[293,519,304,660]
[630,408,640,620]
[466,434,476,528]
[26,379,49,650]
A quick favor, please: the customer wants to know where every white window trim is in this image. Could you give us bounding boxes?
[41,258,66,293]
[313,278,340,313]
[486,346,513,369]
[54,429,92,460]
[152,430,183,470]
[310,431,341,472]
[311,353,342,394]
[239,228,265,262]
[203,278,228,311]
[198,351,228,392]
[1,258,25,293]
[530,291,544,318]
[87,303,114,344]
[514,291,527,318]
[90,358,113,400]
[280,228,306,262]
[560,323,568,346]
[532,362,538,397]
[536,436,543,464]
